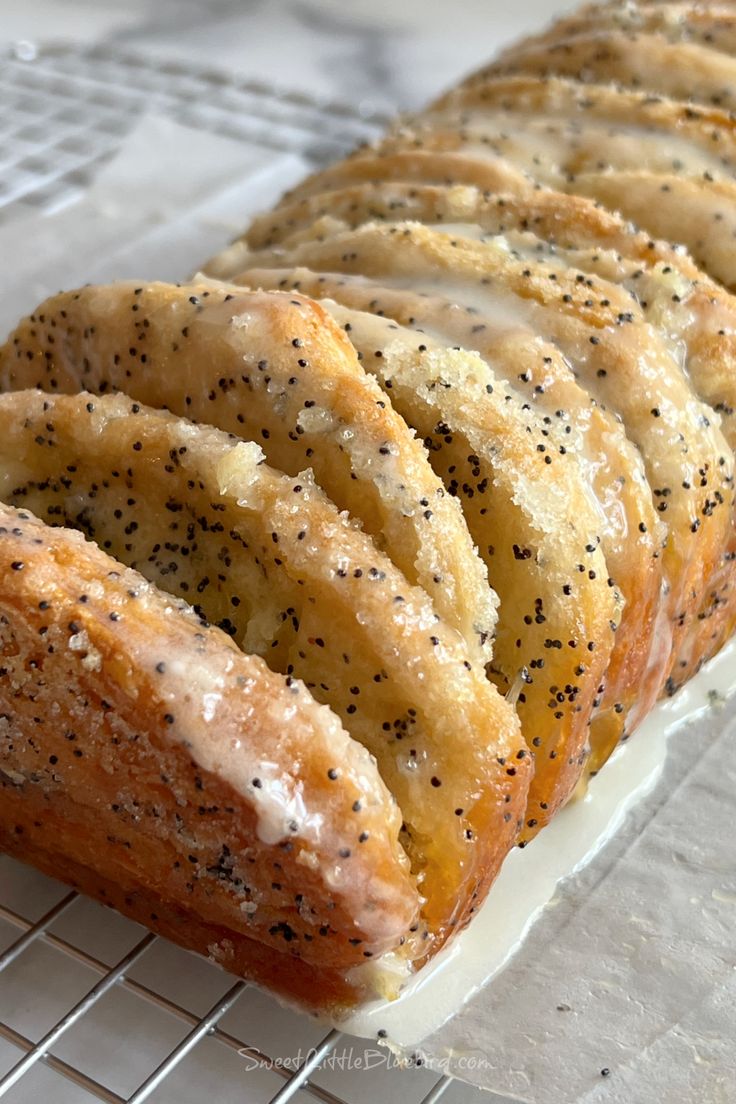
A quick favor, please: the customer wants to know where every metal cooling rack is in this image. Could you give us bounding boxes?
[0,39,391,220]
[0,39,482,1104]
[0,859,458,1103]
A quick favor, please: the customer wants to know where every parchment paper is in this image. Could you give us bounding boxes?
[420,699,736,1102]
[0,115,308,335]
[0,116,733,1104]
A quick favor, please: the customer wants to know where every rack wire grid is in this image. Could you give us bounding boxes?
[0,39,392,221]
[0,40,487,1104]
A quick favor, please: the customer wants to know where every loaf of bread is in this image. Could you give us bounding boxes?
[2,0,736,1015]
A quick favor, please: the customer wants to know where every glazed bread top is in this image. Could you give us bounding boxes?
[200,0,736,828]
[0,503,419,972]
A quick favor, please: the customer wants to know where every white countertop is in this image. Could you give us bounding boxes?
[2,0,577,111]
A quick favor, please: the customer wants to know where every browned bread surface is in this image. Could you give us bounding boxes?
[488,30,736,109]
[0,504,420,1010]
[399,75,736,286]
[489,3,736,75]
[230,216,734,719]
[233,261,646,804]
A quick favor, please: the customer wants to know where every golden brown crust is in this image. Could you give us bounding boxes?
[216,181,644,257]
[275,150,536,210]
[571,170,736,290]
[487,32,736,111]
[0,504,419,1008]
[0,820,365,1014]
[426,75,736,160]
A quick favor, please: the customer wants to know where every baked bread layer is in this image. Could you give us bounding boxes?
[0,818,367,1014]
[0,504,420,1006]
[488,3,736,69]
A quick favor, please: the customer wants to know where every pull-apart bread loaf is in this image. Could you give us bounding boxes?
[3,0,736,1014]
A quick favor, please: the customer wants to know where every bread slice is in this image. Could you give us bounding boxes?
[570,171,736,291]
[487,3,736,66]
[485,32,736,111]
[425,76,736,179]
[0,282,495,667]
[208,180,643,257]
[0,389,528,950]
[0,503,419,1013]
[267,149,536,213]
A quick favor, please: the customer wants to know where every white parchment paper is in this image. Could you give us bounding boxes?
[0,116,308,336]
[421,699,736,1102]
[0,115,733,1104]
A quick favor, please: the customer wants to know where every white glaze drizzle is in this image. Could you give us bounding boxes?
[339,634,736,1047]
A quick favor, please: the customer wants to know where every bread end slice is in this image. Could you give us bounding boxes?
[0,504,420,1011]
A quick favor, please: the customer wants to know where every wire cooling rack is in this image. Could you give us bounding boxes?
[0,39,489,1104]
[0,39,391,220]
[0,858,466,1104]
